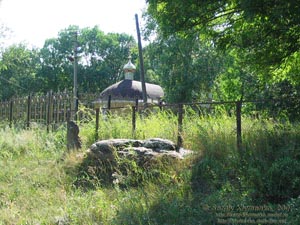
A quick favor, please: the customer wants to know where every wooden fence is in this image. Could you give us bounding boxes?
[0,91,262,154]
[0,91,97,129]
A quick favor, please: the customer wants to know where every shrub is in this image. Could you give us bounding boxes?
[265,157,300,203]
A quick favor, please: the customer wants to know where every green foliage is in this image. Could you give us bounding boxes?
[147,0,300,118]
[113,184,211,225]
[0,126,63,159]
[0,44,40,99]
[38,25,137,93]
[147,0,300,77]
[1,112,300,223]
[135,109,178,140]
[78,27,137,91]
[0,25,136,100]
[0,128,67,224]
[266,158,300,203]
[212,49,261,101]
[239,121,300,204]
[287,197,300,224]
[143,31,224,103]
[261,80,300,121]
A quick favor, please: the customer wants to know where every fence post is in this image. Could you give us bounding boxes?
[74,97,79,121]
[107,95,111,115]
[135,98,139,112]
[236,100,242,155]
[66,110,71,122]
[9,100,13,128]
[95,107,100,140]
[132,105,136,137]
[46,91,52,132]
[26,95,31,128]
[177,103,183,150]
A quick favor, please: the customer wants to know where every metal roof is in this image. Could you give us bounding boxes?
[97,79,164,102]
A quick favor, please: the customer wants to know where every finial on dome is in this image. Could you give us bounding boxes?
[123,55,136,80]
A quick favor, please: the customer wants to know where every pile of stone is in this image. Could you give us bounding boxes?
[87,138,193,163]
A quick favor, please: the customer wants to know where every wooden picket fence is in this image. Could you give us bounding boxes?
[0,91,98,129]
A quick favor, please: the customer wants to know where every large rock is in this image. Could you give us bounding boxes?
[76,139,193,188]
[88,138,192,162]
[143,138,176,151]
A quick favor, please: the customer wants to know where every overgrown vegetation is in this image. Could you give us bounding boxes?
[0,110,300,224]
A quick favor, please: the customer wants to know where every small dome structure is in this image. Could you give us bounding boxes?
[123,56,136,80]
[94,57,164,109]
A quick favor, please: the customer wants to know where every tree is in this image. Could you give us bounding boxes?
[143,31,224,103]
[38,25,137,93]
[263,80,300,121]
[37,27,76,92]
[147,0,300,78]
[79,27,136,92]
[0,25,137,100]
[142,11,225,103]
[213,49,261,101]
[146,0,300,121]
[0,44,40,99]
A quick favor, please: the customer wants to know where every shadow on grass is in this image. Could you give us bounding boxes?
[72,148,188,190]
[70,149,218,224]
[112,190,215,225]
[110,155,218,224]
[69,124,300,224]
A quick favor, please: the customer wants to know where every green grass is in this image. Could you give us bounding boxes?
[0,109,300,224]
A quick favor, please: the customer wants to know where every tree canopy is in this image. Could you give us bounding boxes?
[37,25,137,93]
[144,32,224,103]
[0,44,40,99]
[0,25,137,99]
[145,0,300,119]
[147,0,300,76]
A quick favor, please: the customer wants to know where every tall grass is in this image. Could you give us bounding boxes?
[0,109,300,224]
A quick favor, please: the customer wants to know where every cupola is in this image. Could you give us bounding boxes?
[123,56,136,80]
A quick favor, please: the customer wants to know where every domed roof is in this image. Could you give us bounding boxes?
[98,79,164,102]
[94,57,164,105]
